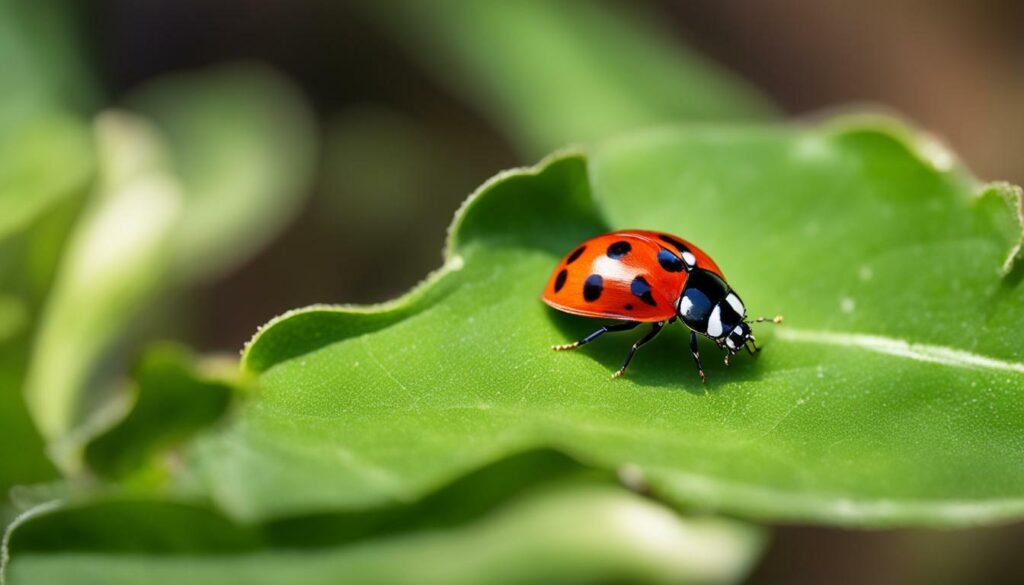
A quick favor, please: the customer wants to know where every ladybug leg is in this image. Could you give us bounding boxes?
[552,321,640,351]
[689,331,707,384]
[612,321,665,378]
[745,337,760,355]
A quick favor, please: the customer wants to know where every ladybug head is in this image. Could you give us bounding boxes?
[711,290,751,354]
[722,321,752,353]
[677,271,752,353]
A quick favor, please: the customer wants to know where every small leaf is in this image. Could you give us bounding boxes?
[367,0,774,156]
[183,117,1024,528]
[3,480,765,585]
[83,344,241,480]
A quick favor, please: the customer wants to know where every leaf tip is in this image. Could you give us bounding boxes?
[444,146,593,257]
[811,109,966,177]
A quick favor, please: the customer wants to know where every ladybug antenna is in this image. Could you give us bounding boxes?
[753,315,783,324]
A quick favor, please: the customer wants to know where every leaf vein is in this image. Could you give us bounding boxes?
[778,328,1024,373]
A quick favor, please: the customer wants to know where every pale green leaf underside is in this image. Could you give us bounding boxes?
[24,113,183,452]
[203,118,1023,527]
[4,482,764,585]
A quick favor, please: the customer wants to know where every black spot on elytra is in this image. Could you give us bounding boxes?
[624,304,634,311]
[657,248,684,272]
[553,269,568,293]
[606,241,632,259]
[583,274,604,302]
[658,234,691,255]
[566,245,586,265]
[631,276,657,306]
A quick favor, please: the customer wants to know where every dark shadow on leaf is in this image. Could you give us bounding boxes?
[264,449,601,549]
[546,309,772,394]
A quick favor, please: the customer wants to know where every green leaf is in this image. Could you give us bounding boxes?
[22,112,183,461]
[184,116,1024,528]
[0,113,92,493]
[125,64,318,284]
[0,344,57,493]
[4,479,765,585]
[22,66,317,467]
[368,0,774,156]
[0,111,92,493]
[83,344,240,480]
[0,113,93,242]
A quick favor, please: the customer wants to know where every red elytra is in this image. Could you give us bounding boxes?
[542,230,721,321]
[541,230,781,382]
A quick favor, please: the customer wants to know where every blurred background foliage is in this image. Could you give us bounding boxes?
[1,0,1024,583]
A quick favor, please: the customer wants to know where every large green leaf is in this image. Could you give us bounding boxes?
[3,480,764,585]
[368,0,773,156]
[182,116,1024,528]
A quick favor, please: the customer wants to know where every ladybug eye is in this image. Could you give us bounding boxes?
[728,324,748,344]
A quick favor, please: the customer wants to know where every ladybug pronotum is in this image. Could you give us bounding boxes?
[542,230,782,383]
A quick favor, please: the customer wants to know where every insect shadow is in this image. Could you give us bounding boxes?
[546,311,768,393]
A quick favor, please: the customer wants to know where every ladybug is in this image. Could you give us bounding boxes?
[542,230,781,382]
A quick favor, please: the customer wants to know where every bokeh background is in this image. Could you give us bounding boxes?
[4,1,1024,582]
[86,0,1024,346]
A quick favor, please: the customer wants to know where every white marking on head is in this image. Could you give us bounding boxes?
[681,251,696,268]
[707,305,723,337]
[725,293,745,318]
[725,336,736,349]
[678,296,693,317]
